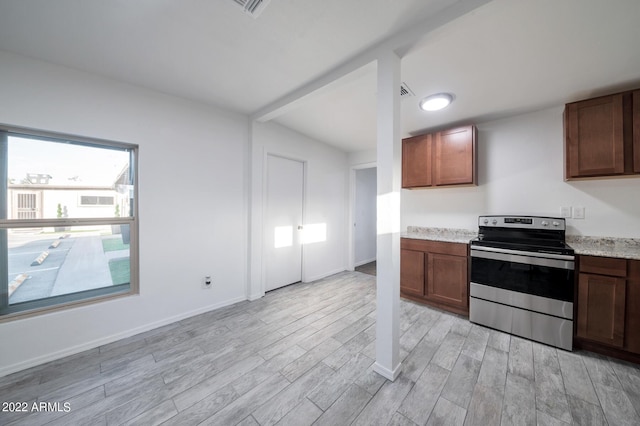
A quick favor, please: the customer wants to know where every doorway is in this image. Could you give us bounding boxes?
[353,167,377,274]
[264,155,305,291]
[12,190,43,219]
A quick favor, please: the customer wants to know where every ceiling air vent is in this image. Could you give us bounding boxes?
[231,0,272,18]
[400,82,414,99]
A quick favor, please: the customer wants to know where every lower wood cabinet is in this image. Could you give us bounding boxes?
[577,272,626,347]
[400,238,469,316]
[427,253,468,309]
[400,249,425,297]
[575,255,640,361]
[626,260,640,353]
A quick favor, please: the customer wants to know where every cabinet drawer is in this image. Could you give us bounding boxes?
[401,238,467,257]
[580,255,627,277]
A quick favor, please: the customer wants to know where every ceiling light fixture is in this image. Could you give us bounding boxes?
[419,93,454,112]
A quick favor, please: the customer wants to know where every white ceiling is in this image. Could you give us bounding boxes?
[1,0,639,153]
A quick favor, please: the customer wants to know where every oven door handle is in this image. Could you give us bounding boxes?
[470,246,575,270]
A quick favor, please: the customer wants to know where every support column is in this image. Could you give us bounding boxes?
[373,51,402,381]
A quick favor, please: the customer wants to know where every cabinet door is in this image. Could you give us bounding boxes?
[633,90,640,173]
[625,260,640,354]
[434,125,476,186]
[401,249,425,296]
[427,253,468,309]
[402,134,432,188]
[565,94,625,178]
[577,272,626,347]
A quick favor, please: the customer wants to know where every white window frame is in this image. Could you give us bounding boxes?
[0,124,139,322]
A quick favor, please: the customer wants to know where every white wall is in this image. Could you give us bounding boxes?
[349,149,376,167]
[355,167,377,265]
[0,50,249,376]
[249,121,348,299]
[402,106,640,238]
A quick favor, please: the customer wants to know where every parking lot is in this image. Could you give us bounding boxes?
[7,229,129,304]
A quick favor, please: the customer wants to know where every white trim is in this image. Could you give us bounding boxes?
[262,152,307,291]
[0,296,246,377]
[373,361,402,381]
[348,162,377,271]
[247,291,264,301]
[355,257,376,268]
[248,139,265,302]
[244,118,253,302]
[304,267,345,284]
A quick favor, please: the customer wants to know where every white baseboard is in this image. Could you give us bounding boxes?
[247,291,265,301]
[355,257,376,267]
[0,296,246,378]
[373,361,402,381]
[304,267,347,283]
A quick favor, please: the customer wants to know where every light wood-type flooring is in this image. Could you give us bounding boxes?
[2,271,640,425]
[354,261,376,277]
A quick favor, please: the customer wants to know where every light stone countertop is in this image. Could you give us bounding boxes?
[402,226,477,244]
[403,227,640,260]
[566,236,640,261]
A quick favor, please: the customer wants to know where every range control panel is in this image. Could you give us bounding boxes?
[478,215,566,231]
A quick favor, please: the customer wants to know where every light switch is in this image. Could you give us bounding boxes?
[560,206,571,218]
[573,206,585,219]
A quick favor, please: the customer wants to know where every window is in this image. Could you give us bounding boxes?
[80,196,115,206]
[0,125,138,321]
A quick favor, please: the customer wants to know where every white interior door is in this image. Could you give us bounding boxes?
[265,155,304,291]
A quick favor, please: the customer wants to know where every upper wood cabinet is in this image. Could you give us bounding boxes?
[434,126,476,186]
[565,94,625,177]
[402,134,432,187]
[564,89,640,180]
[402,125,477,188]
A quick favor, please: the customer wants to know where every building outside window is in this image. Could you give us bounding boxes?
[0,126,138,320]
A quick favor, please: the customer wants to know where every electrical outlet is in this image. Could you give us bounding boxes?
[573,206,585,219]
[203,276,212,289]
[560,206,571,218]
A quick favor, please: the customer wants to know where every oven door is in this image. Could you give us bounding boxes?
[469,245,575,350]
[470,245,575,303]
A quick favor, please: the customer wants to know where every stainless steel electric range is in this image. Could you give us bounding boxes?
[469,215,575,350]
